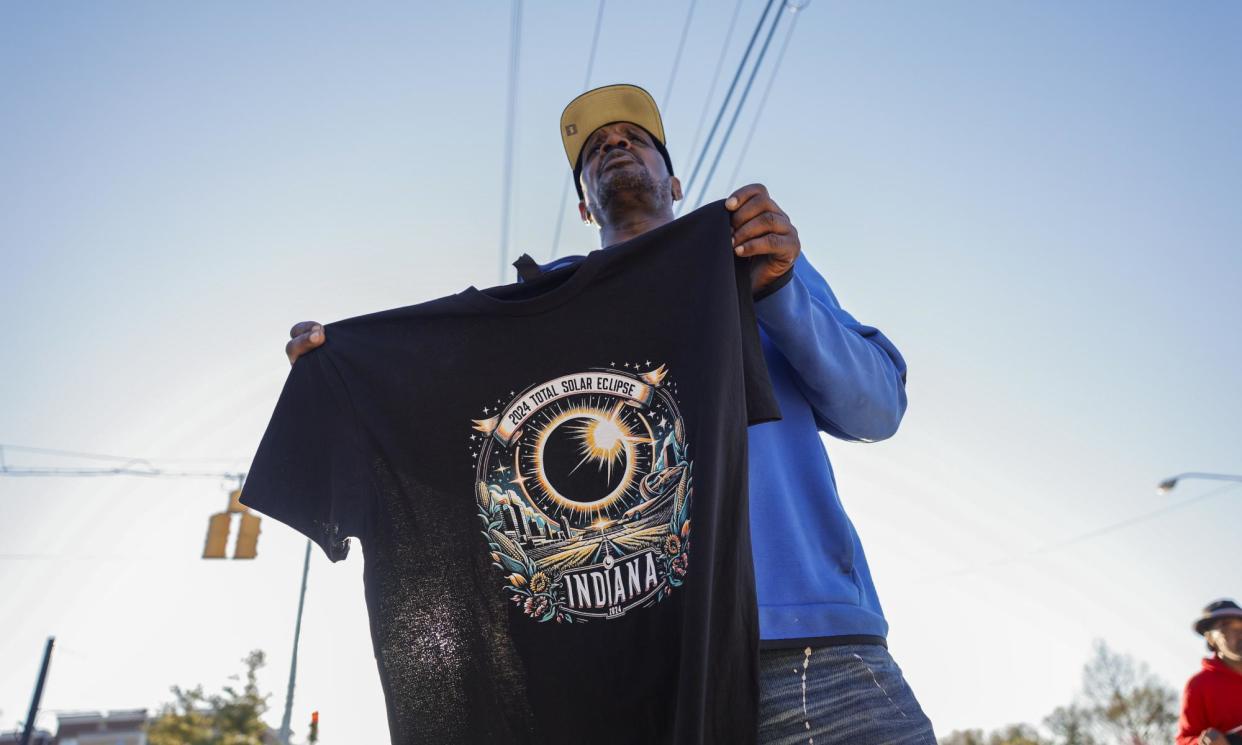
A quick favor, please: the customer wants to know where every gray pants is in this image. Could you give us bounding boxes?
[758,644,936,745]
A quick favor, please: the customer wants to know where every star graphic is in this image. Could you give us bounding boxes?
[645,359,651,366]
[483,406,490,413]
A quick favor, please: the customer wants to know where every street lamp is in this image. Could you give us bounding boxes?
[1156,472,1242,495]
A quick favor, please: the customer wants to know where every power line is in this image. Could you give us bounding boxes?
[0,553,188,561]
[680,0,746,178]
[918,481,1242,584]
[0,443,244,481]
[0,443,241,466]
[1,465,244,480]
[498,0,524,282]
[550,0,607,259]
[678,0,780,215]
[661,0,700,114]
[726,5,803,190]
[691,1,786,209]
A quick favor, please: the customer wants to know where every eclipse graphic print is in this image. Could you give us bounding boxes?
[470,363,692,623]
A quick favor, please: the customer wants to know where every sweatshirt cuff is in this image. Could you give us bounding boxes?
[751,266,796,303]
[753,268,802,329]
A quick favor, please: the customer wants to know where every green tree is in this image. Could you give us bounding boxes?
[942,729,989,745]
[988,723,1049,745]
[1046,704,1099,745]
[1078,641,1178,745]
[943,724,1048,745]
[941,641,1178,745]
[147,649,273,745]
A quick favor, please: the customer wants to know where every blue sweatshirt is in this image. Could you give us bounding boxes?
[522,251,908,643]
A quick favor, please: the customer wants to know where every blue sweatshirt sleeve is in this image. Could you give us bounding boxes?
[753,254,908,442]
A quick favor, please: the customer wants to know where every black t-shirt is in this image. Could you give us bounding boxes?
[242,200,781,745]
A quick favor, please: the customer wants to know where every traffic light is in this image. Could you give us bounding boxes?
[308,710,319,743]
[233,512,261,559]
[202,488,262,559]
[203,513,231,559]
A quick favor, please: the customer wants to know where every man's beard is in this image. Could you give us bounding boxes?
[592,164,672,226]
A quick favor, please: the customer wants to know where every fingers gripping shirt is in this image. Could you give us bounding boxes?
[242,201,781,745]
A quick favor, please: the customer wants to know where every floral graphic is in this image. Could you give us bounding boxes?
[664,534,681,557]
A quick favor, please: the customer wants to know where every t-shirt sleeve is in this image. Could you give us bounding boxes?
[240,348,375,562]
[734,253,783,426]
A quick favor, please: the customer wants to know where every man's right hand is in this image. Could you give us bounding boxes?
[1201,729,1226,745]
[286,321,325,365]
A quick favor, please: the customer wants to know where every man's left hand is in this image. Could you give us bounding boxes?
[726,183,801,295]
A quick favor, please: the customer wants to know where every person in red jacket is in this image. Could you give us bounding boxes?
[1179,599,1242,745]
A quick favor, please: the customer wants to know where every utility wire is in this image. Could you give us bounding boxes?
[0,444,241,467]
[0,553,186,561]
[498,0,524,282]
[918,481,1242,583]
[661,0,699,114]
[1,466,244,480]
[681,0,746,178]
[678,0,780,215]
[550,0,607,259]
[692,1,785,209]
[0,444,244,481]
[726,6,802,190]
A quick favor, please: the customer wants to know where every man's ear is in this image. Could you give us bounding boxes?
[578,200,593,225]
[670,176,683,202]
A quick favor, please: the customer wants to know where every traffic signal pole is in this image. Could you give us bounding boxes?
[20,636,55,745]
[278,538,313,745]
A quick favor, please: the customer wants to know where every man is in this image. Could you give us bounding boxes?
[285,84,932,744]
[1179,599,1242,745]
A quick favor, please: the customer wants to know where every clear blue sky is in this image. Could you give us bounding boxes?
[2,1,1240,740]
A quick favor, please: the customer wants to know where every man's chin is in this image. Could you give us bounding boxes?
[597,169,659,205]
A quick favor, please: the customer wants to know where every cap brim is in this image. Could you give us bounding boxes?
[560,84,666,170]
[1196,609,1242,635]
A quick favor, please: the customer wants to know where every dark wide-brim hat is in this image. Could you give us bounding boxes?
[1194,598,1242,635]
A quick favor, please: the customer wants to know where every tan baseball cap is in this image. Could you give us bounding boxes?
[559,83,668,171]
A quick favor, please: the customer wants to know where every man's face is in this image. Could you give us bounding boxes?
[1208,617,1242,661]
[577,122,680,223]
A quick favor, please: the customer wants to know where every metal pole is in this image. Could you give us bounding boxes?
[278,539,313,745]
[498,0,523,283]
[20,636,55,745]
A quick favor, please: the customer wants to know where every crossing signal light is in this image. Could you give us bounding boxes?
[309,710,319,743]
[202,488,262,559]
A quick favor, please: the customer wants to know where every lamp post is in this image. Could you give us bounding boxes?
[1156,472,1242,495]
